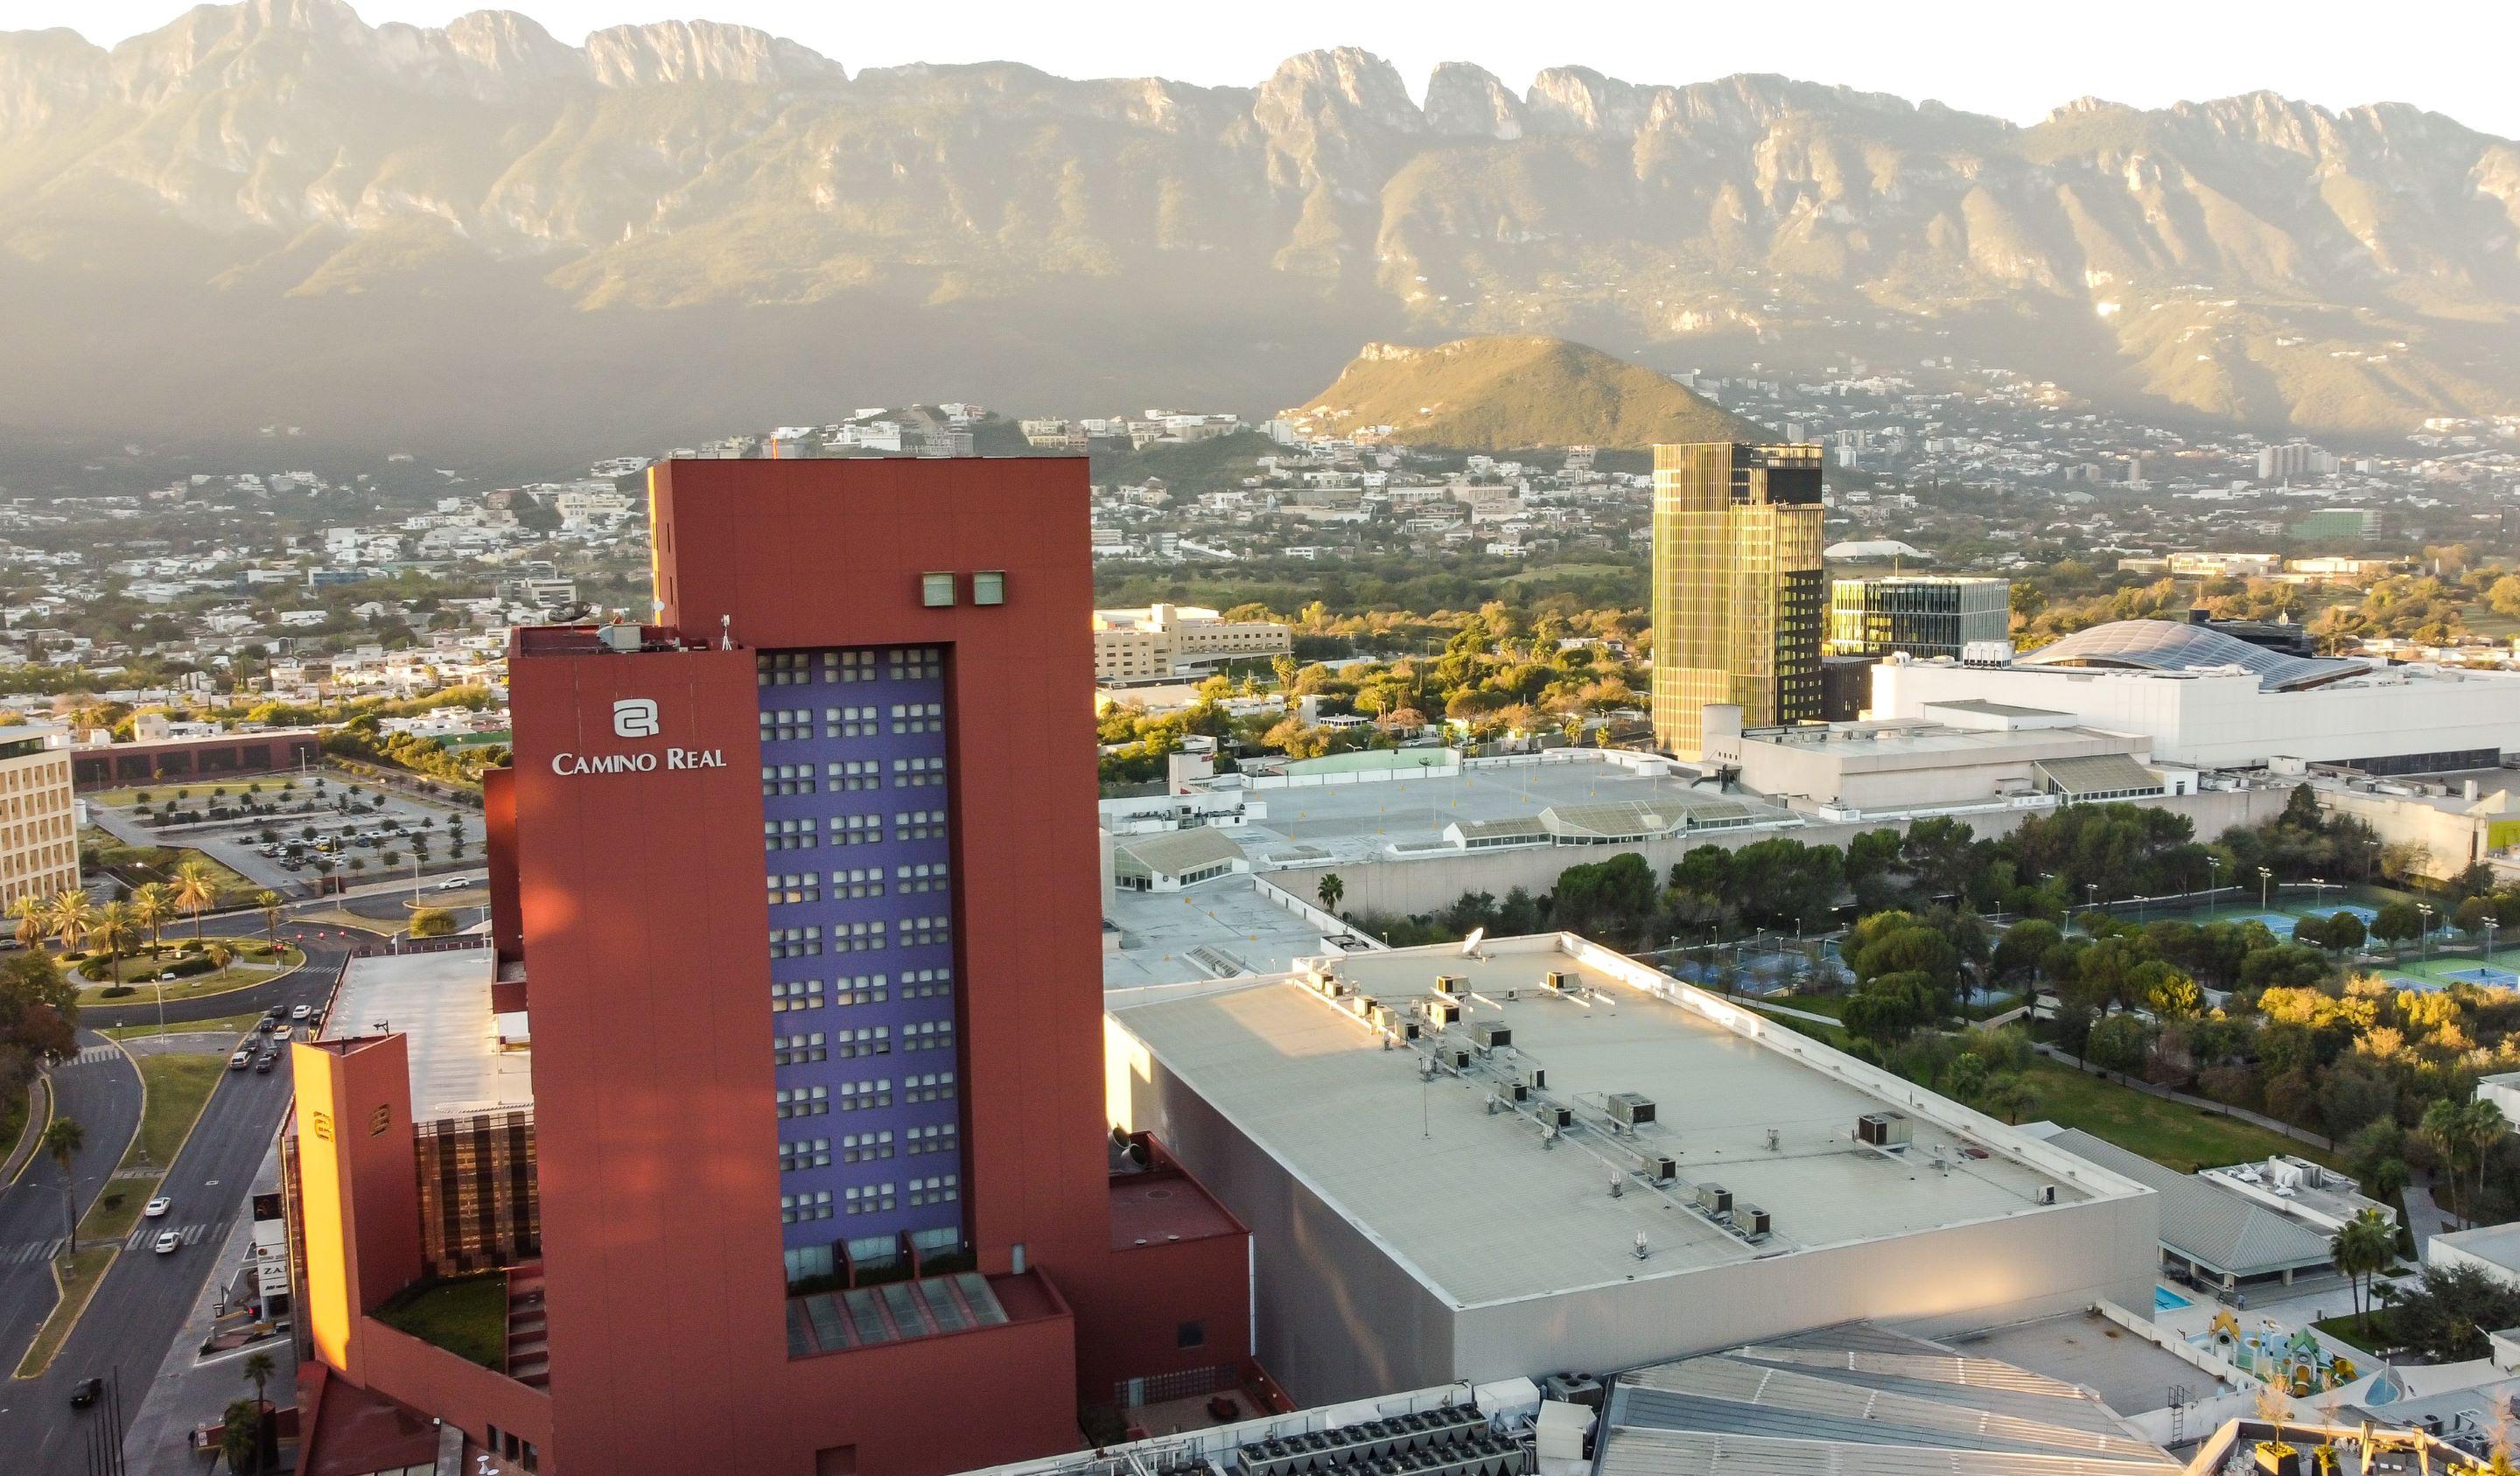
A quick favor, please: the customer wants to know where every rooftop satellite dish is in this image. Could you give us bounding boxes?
[1460,927,1487,958]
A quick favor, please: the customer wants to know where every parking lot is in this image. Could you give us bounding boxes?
[85,769,482,896]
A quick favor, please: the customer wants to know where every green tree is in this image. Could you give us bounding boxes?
[2085,1014,2153,1074]
[219,1397,262,1474]
[1315,873,1344,914]
[2330,1207,2394,1339]
[41,1116,83,1246]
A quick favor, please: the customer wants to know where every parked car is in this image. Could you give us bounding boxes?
[144,1197,171,1218]
[151,1230,179,1255]
[69,1377,102,1409]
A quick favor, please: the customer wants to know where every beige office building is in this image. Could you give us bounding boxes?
[1651,444,1827,759]
[1092,604,1292,682]
[0,725,79,908]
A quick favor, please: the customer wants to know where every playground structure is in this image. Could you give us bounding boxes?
[2200,1310,2357,1396]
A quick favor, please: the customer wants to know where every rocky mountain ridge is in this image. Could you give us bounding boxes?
[1,1,2513,462]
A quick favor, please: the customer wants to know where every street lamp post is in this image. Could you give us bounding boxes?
[2258,866,2272,915]
[2208,857,2223,911]
[2419,903,2436,964]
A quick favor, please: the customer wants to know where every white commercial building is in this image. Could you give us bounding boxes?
[1872,619,2520,773]
[1091,604,1292,682]
[1105,934,2158,1406]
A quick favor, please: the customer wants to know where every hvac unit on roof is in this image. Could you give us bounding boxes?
[1650,1154,1677,1186]
[1544,969,1575,992]
[1857,1111,1912,1147]
[1606,1092,1657,1127]
[1738,1204,1772,1241]
[1471,1020,1513,1052]
[1543,1105,1574,1130]
[1424,997,1461,1027]
[1433,974,1464,996]
[1696,1182,1732,1215]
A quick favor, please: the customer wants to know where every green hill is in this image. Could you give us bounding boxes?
[1293,336,1764,451]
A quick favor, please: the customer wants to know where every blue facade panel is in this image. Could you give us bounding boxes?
[757,645,964,1284]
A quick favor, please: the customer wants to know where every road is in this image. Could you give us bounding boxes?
[0,922,371,1476]
[0,1032,144,1369]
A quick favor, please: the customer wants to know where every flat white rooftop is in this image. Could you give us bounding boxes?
[323,948,532,1120]
[1110,935,2135,1310]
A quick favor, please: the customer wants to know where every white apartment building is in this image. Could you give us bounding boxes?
[0,724,79,908]
[1092,604,1292,682]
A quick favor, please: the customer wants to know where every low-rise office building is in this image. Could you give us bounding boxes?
[1092,605,1292,682]
[1825,576,2009,661]
[1106,934,2158,1406]
[0,724,76,909]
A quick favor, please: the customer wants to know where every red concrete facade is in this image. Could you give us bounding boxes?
[71,730,320,789]
[298,459,1250,1476]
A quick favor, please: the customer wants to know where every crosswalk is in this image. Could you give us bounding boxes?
[1,1236,66,1266]
[124,1221,211,1250]
[66,1044,120,1066]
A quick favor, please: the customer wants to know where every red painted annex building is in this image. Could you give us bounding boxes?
[291,459,1256,1476]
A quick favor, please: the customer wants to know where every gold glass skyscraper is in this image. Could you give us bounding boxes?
[1650,443,1827,759]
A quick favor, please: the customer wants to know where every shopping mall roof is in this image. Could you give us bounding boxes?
[2034,753,2166,796]
[2019,620,2364,692]
[1594,1323,2180,1476]
[322,947,531,1121]
[1110,827,1245,882]
[1108,935,2142,1310]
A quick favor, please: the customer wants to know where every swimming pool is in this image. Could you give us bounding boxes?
[2155,1286,2193,1312]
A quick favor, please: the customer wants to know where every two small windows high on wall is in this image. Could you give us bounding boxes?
[920,571,1006,607]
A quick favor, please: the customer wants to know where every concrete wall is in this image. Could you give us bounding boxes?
[1452,1189,2157,1387]
[1281,786,2287,920]
[1106,1014,1457,1407]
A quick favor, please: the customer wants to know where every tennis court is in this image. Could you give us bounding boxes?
[2442,964,2520,987]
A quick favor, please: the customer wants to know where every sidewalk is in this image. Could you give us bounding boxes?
[2033,1044,2335,1154]
[122,1187,294,1474]
[2402,1181,2458,1257]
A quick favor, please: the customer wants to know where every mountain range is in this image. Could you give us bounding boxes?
[3,0,2516,469]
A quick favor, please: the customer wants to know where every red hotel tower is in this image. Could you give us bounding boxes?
[290,458,1252,1476]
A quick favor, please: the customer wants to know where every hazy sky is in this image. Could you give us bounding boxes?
[24,0,2520,137]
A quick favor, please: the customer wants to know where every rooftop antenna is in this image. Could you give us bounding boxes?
[1607,1172,1624,1199]
[718,613,734,650]
[1633,1231,1650,1261]
[1460,927,1487,960]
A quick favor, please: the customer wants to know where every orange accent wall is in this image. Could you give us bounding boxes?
[291,1037,421,1380]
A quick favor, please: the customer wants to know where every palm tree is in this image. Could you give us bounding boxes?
[171,859,220,941]
[47,889,94,955]
[1316,873,1345,914]
[2422,1096,2502,1223]
[9,892,46,951]
[2331,1207,2394,1338]
[256,891,284,954]
[131,882,172,957]
[218,1396,261,1474]
[204,940,237,982]
[91,900,136,965]
[241,1349,276,1410]
[41,1116,83,1246]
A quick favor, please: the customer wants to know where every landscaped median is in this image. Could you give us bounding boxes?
[12,1042,234,1378]
[74,939,303,1009]
[15,1245,115,1378]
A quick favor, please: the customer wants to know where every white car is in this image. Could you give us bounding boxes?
[438,877,473,891]
[144,1197,171,1218]
[290,1004,312,1021]
[151,1230,178,1255]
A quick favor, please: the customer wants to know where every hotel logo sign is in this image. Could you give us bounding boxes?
[553,696,727,776]
[612,698,661,738]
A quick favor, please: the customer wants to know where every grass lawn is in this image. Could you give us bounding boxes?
[15,1244,116,1377]
[375,1273,508,1368]
[103,1011,265,1043]
[2311,1311,2400,1359]
[1760,992,1846,1018]
[80,1049,228,1245]
[2026,1059,2334,1172]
